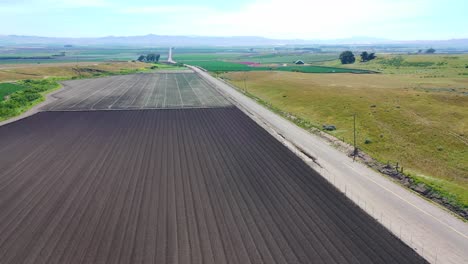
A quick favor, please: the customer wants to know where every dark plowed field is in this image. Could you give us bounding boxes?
[0,108,424,264]
[42,72,231,111]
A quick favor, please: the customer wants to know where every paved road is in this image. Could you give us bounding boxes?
[190,66,468,264]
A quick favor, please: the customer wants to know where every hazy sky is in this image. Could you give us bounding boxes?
[1,0,466,40]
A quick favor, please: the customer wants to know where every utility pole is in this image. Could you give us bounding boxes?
[353,113,357,161]
[244,77,247,92]
[75,53,81,78]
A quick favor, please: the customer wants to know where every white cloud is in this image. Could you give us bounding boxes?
[54,0,110,8]
[0,0,110,14]
[117,5,214,14]
[2,0,456,39]
[187,0,427,38]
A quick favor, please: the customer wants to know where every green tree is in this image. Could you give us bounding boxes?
[146,54,155,62]
[425,48,436,54]
[146,53,161,62]
[360,51,376,62]
[137,55,146,62]
[360,51,369,62]
[339,51,355,64]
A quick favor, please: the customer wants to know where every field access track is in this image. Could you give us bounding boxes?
[0,108,425,264]
[42,72,231,111]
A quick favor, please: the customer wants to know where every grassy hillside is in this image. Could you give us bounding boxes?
[0,61,180,82]
[320,54,468,77]
[224,69,468,209]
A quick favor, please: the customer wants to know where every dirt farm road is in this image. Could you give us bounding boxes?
[189,66,468,264]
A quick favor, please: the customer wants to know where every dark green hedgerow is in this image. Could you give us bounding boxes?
[0,83,29,101]
[0,79,61,121]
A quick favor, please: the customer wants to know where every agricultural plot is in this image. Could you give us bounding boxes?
[240,53,338,63]
[0,83,28,101]
[42,72,231,111]
[0,47,170,65]
[188,60,370,73]
[0,108,425,264]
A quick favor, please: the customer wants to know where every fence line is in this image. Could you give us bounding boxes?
[320,167,438,263]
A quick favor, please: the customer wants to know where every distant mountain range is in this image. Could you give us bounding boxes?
[0,34,467,47]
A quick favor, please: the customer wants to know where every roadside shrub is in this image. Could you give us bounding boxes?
[379,57,404,68]
[1,78,59,121]
[364,138,372,144]
[322,124,337,131]
[378,57,436,68]
[23,91,41,101]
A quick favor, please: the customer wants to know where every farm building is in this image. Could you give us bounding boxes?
[294,60,305,65]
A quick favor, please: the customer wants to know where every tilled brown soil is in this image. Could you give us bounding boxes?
[0,108,426,264]
[42,72,231,111]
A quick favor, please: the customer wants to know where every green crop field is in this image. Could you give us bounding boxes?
[173,53,243,61]
[240,53,338,63]
[174,52,338,64]
[186,60,370,73]
[0,79,61,121]
[174,51,369,73]
[0,83,28,101]
[0,46,171,65]
[187,61,252,71]
[224,67,468,210]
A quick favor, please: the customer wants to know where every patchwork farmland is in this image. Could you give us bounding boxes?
[185,60,370,73]
[0,71,426,263]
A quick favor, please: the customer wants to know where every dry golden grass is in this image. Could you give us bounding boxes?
[0,61,148,82]
[320,54,468,77]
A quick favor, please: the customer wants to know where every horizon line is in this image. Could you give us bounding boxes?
[1,34,467,42]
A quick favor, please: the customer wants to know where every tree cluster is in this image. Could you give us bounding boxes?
[425,48,436,54]
[360,51,376,62]
[339,51,356,64]
[137,53,161,63]
[339,51,378,64]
